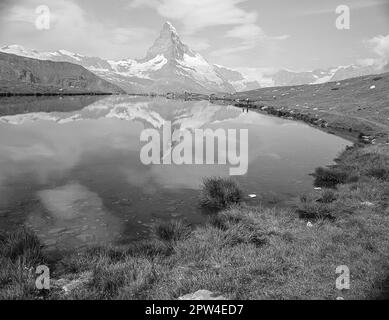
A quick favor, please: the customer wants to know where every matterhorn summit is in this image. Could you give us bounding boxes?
[144,21,194,61]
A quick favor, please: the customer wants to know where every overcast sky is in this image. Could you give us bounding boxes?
[0,0,388,73]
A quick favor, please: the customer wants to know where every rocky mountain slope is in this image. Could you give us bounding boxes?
[0,52,125,94]
[0,22,260,94]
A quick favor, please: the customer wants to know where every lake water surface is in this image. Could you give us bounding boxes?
[0,96,351,250]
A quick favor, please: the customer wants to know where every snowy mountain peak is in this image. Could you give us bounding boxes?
[144,21,194,61]
[163,21,178,35]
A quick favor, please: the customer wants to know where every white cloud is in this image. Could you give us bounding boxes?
[298,0,388,16]
[209,44,254,57]
[225,24,264,42]
[356,58,376,67]
[6,0,86,28]
[210,23,288,65]
[183,36,211,51]
[369,35,389,58]
[130,0,258,34]
[111,27,155,46]
[224,23,288,47]
[366,34,389,68]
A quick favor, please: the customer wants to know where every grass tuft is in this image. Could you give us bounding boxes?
[0,228,43,265]
[200,177,243,210]
[318,189,337,203]
[0,228,46,300]
[313,167,348,188]
[152,220,192,243]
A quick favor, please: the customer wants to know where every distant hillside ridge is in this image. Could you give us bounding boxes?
[230,71,389,142]
[0,52,125,94]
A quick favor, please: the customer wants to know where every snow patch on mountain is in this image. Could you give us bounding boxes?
[108,55,168,79]
[57,50,83,61]
[1,45,52,60]
[179,53,224,85]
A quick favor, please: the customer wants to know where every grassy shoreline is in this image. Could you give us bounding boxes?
[1,142,388,300]
[207,72,389,145]
[209,97,387,146]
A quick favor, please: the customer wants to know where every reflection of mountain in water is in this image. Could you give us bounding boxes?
[0,96,243,130]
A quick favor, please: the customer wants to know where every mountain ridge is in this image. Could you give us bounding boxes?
[271,64,381,87]
[0,22,260,94]
[1,21,386,93]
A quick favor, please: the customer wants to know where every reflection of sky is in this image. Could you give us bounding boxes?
[0,118,142,196]
[0,96,351,248]
[27,183,122,249]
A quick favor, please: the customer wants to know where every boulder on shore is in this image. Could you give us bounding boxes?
[178,290,227,300]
